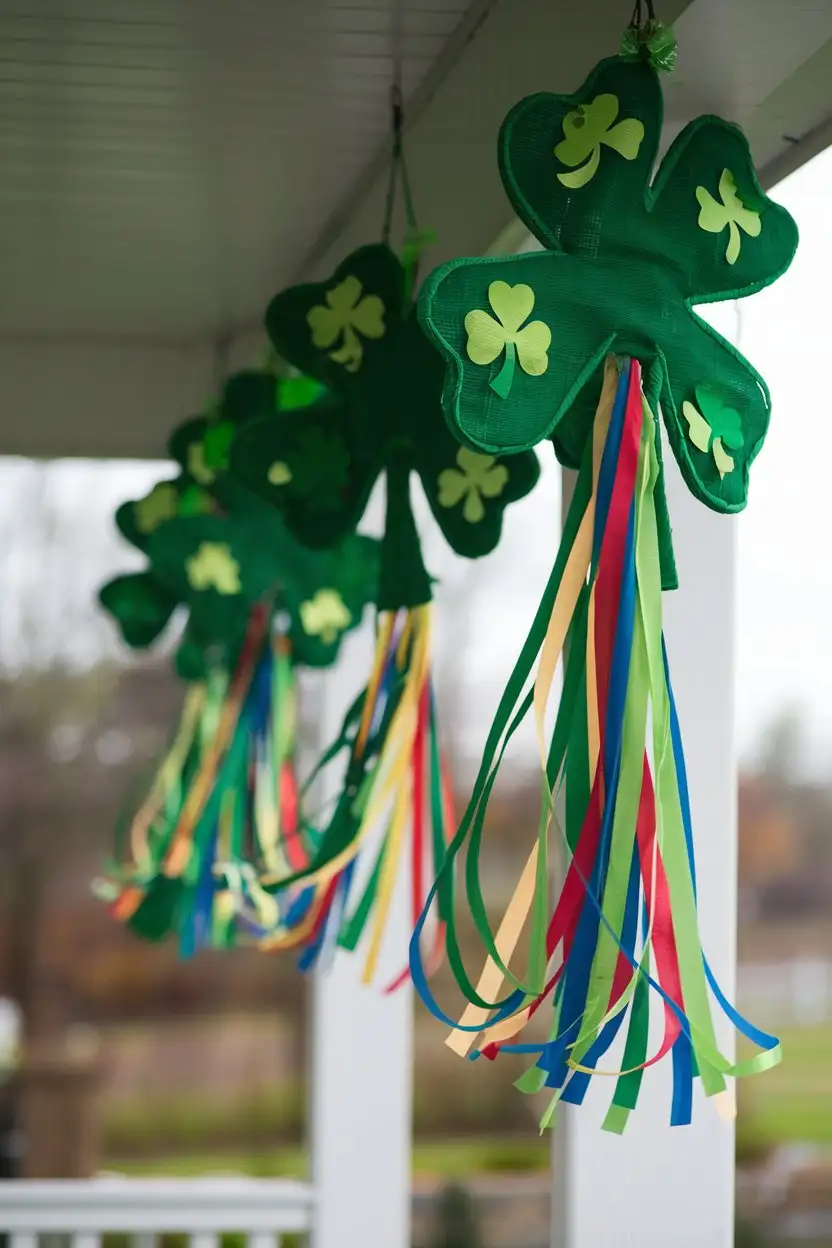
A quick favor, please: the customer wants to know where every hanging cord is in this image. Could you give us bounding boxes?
[382,85,418,244]
[621,0,677,71]
[629,0,656,24]
[380,80,435,305]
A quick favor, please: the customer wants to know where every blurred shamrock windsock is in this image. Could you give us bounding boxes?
[96,370,378,957]
[229,98,540,990]
[412,40,798,1129]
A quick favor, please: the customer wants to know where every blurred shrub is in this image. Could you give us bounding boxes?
[735,1216,769,1248]
[105,1074,545,1161]
[474,1139,547,1172]
[103,1083,304,1159]
[427,1183,482,1248]
[412,1060,531,1137]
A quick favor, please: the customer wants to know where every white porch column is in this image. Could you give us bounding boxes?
[310,948,413,1248]
[553,453,738,1247]
[308,651,414,1248]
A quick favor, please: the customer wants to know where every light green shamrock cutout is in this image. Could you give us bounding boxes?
[555,93,644,188]
[267,461,293,486]
[135,482,178,534]
[187,441,216,486]
[696,169,762,265]
[300,588,351,645]
[307,275,386,373]
[465,281,551,399]
[682,386,745,478]
[438,447,510,523]
[186,541,241,595]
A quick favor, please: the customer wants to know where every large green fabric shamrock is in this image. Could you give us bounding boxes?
[230,244,540,610]
[144,507,379,674]
[418,56,798,516]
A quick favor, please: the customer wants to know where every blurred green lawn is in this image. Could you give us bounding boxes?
[739,1023,832,1149]
[113,1138,549,1179]
[107,1023,831,1177]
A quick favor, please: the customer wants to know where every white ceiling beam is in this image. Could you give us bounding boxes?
[0,337,214,460]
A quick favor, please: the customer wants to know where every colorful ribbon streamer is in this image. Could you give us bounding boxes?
[99,610,313,955]
[410,355,779,1128]
[259,605,452,989]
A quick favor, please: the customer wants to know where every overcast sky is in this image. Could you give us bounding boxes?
[0,144,828,776]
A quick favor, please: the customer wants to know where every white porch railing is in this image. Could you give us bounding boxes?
[0,1177,315,1248]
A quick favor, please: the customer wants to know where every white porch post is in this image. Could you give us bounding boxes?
[310,949,413,1248]
[553,453,738,1247]
[308,657,414,1248]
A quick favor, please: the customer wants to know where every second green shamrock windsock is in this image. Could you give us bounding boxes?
[228,240,540,987]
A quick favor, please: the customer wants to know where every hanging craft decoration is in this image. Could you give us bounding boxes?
[99,515,378,955]
[230,96,541,986]
[97,373,377,956]
[100,368,322,677]
[410,40,798,1128]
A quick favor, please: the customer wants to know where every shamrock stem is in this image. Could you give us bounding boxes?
[490,340,516,399]
[726,220,741,265]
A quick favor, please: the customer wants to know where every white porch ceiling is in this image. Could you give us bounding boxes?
[0,0,476,338]
[1,0,831,459]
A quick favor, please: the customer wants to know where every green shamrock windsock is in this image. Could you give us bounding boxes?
[410,48,798,1131]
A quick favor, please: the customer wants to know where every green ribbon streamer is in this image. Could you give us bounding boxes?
[433,440,595,1011]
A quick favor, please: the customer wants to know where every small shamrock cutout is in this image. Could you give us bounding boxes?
[555,93,644,187]
[300,588,352,644]
[465,282,551,398]
[268,461,293,486]
[682,387,744,478]
[419,56,798,514]
[231,244,540,612]
[307,275,386,373]
[438,448,509,523]
[188,441,216,486]
[186,542,241,595]
[134,482,178,534]
[696,169,762,265]
[146,509,379,673]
